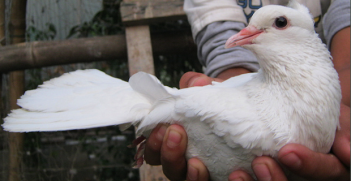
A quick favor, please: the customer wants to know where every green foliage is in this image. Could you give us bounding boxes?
[155,54,202,88]
[152,24,202,87]
[22,0,202,180]
[22,1,136,180]
[26,23,56,41]
[67,0,124,38]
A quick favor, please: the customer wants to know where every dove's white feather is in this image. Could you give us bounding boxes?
[2,2,342,181]
[4,69,151,132]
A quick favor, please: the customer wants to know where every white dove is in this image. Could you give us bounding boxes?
[2,1,341,180]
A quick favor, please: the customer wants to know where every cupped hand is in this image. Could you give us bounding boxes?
[144,72,216,180]
[144,124,210,181]
[143,71,350,181]
[230,104,350,181]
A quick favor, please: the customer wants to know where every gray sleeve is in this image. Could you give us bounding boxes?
[195,21,259,78]
[323,0,350,49]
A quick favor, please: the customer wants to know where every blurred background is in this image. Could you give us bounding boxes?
[0,0,201,180]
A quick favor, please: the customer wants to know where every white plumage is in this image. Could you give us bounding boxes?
[2,1,341,180]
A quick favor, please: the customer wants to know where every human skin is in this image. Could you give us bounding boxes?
[143,27,350,181]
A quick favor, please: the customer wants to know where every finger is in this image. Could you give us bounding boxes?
[252,156,288,181]
[179,72,215,89]
[161,124,188,180]
[144,124,168,165]
[186,157,210,181]
[228,170,255,181]
[332,104,350,167]
[278,143,350,181]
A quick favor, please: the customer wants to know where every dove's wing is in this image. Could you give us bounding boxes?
[135,73,275,153]
[3,69,152,132]
[178,86,275,152]
[133,73,257,131]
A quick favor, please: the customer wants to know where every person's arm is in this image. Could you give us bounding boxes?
[144,0,253,179]
[151,66,349,181]
[183,0,246,39]
[144,27,351,181]
[145,0,350,180]
[330,27,350,107]
[185,0,259,78]
[322,0,350,107]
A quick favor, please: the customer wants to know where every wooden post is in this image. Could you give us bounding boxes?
[0,0,4,45]
[0,0,5,119]
[120,0,185,26]
[126,25,155,75]
[125,25,169,181]
[8,0,26,181]
[8,71,24,181]
[122,1,188,180]
[0,1,6,181]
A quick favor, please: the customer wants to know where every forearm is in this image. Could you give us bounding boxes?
[322,0,350,106]
[216,67,252,80]
[184,0,259,78]
[330,27,350,107]
[195,21,260,78]
[337,68,350,107]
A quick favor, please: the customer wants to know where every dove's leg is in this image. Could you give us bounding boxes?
[129,136,146,168]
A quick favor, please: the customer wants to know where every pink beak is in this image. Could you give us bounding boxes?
[225,26,264,48]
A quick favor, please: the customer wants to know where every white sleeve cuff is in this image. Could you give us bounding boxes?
[184,0,247,39]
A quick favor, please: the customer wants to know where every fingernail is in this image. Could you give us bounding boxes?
[156,125,167,141]
[253,164,271,181]
[280,152,301,170]
[166,129,182,148]
[187,165,198,181]
[188,76,202,87]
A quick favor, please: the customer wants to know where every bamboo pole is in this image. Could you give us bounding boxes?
[8,0,26,181]
[0,0,5,119]
[8,71,24,181]
[0,1,5,180]
[0,0,4,46]
[0,31,196,73]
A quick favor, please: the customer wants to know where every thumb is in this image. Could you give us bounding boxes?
[278,144,349,181]
[179,72,222,89]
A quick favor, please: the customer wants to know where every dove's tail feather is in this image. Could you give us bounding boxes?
[129,72,172,102]
[2,69,164,132]
[119,72,175,132]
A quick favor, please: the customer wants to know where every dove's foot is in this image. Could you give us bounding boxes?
[129,136,146,168]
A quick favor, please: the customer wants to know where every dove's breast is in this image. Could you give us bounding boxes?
[172,86,278,181]
[183,118,258,181]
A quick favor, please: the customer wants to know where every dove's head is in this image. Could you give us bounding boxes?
[225,2,315,50]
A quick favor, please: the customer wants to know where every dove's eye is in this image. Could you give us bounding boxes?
[274,16,288,29]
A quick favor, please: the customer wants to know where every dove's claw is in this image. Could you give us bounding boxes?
[128,135,146,148]
[130,136,146,168]
[132,155,145,168]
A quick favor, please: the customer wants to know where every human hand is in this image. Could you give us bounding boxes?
[144,124,210,181]
[145,71,281,181]
[143,72,220,180]
[229,103,350,181]
[145,71,350,181]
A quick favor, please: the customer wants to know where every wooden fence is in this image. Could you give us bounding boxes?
[1,0,194,180]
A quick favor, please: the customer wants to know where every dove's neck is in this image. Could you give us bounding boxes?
[247,35,341,153]
[253,34,334,88]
